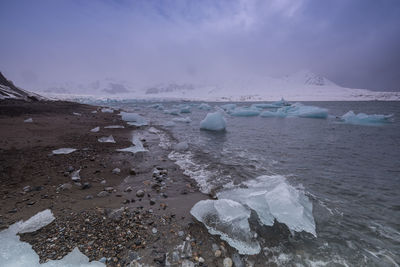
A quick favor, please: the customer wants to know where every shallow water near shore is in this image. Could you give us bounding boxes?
[99,100,400,266]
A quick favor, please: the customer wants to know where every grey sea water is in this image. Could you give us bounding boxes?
[103,100,400,266]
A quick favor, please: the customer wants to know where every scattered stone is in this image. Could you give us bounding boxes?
[152,227,158,234]
[149,198,156,205]
[223,257,233,267]
[97,191,109,197]
[198,257,205,263]
[84,195,94,200]
[104,187,114,193]
[59,183,72,191]
[181,260,195,267]
[123,199,130,204]
[215,250,222,257]
[23,185,32,192]
[212,244,219,252]
[100,180,106,185]
[81,182,91,190]
[129,168,136,175]
[112,168,121,174]
[178,231,184,237]
[161,193,168,198]
[27,201,36,206]
[67,166,75,172]
[8,208,17,213]
[124,186,132,192]
[136,190,145,198]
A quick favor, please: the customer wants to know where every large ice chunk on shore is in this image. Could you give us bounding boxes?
[116,136,147,154]
[260,103,328,119]
[98,135,116,143]
[52,148,77,155]
[200,112,226,131]
[90,126,100,132]
[0,210,104,266]
[120,112,148,126]
[340,111,394,126]
[101,108,113,113]
[191,199,261,255]
[231,107,261,117]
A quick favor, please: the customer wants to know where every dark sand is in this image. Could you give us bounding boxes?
[0,99,245,266]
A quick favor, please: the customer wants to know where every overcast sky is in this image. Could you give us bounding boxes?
[0,0,399,91]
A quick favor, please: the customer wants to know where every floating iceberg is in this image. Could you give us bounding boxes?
[191,175,316,255]
[0,210,104,267]
[101,108,113,113]
[104,125,125,129]
[120,112,148,126]
[90,126,100,132]
[220,104,237,112]
[250,99,291,109]
[52,148,77,155]
[116,136,147,154]
[98,135,116,143]
[191,199,260,255]
[340,111,394,126]
[24,118,33,123]
[163,121,176,127]
[180,106,191,113]
[200,112,226,131]
[164,109,180,115]
[198,103,212,110]
[260,103,328,119]
[173,117,192,123]
[231,107,261,117]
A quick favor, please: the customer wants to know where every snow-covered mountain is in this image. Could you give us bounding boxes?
[37,70,400,101]
[0,72,44,101]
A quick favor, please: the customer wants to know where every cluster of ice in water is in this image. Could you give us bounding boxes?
[191,175,316,255]
[200,112,226,131]
[220,103,237,112]
[116,135,147,154]
[198,103,212,110]
[163,109,180,115]
[340,111,394,126]
[52,148,77,155]
[0,209,104,266]
[260,103,328,119]
[172,117,192,123]
[148,103,164,110]
[230,107,261,117]
[119,112,148,126]
[98,135,116,143]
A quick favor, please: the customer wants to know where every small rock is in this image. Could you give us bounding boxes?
[105,187,114,193]
[84,195,94,200]
[161,192,168,198]
[23,186,32,192]
[124,186,132,192]
[214,250,222,257]
[59,183,72,191]
[123,199,130,204]
[223,257,233,267]
[152,227,158,234]
[8,208,17,213]
[129,168,136,175]
[212,244,219,252]
[67,166,75,172]
[81,182,91,190]
[178,231,184,237]
[136,190,145,198]
[100,180,106,185]
[198,257,205,263]
[112,168,121,174]
[149,198,156,205]
[97,191,109,197]
[27,201,36,206]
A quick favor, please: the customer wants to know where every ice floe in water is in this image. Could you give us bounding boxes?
[200,112,226,131]
[198,103,212,110]
[191,175,316,255]
[101,108,113,113]
[173,117,192,123]
[24,118,33,123]
[116,136,147,154]
[104,125,125,129]
[260,103,328,119]
[180,105,191,113]
[90,126,100,132]
[191,199,260,255]
[0,210,104,267]
[340,111,394,126]
[52,148,77,155]
[164,109,180,115]
[220,103,237,112]
[230,107,261,117]
[98,135,116,143]
[119,112,148,126]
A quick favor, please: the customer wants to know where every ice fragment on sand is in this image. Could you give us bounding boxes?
[52,148,77,155]
[180,106,191,113]
[260,103,328,119]
[91,110,97,114]
[164,109,180,115]
[104,125,125,129]
[24,118,33,123]
[173,117,192,123]
[198,103,211,110]
[116,136,147,154]
[71,169,81,182]
[98,135,116,143]
[73,112,81,116]
[101,108,113,113]
[120,112,148,126]
[90,126,100,132]
[200,112,226,131]
[340,111,394,126]
[18,209,55,234]
[191,199,260,255]
[231,107,260,117]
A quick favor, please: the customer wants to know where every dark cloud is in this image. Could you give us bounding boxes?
[0,0,399,91]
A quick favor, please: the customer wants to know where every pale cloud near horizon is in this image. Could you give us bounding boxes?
[0,0,399,91]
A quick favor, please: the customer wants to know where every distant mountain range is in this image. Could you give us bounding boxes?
[20,70,400,101]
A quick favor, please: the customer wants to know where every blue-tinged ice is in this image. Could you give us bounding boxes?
[198,103,212,110]
[164,109,180,115]
[52,148,77,155]
[0,209,105,266]
[90,126,100,132]
[230,107,261,117]
[180,106,191,113]
[116,136,147,154]
[149,103,163,110]
[101,108,113,113]
[173,117,192,123]
[220,104,237,112]
[260,103,328,119]
[163,121,176,127]
[98,135,116,143]
[200,112,226,131]
[190,199,261,255]
[217,175,316,237]
[340,111,394,126]
[104,125,125,129]
[120,112,148,126]
[250,99,291,109]
[24,118,33,123]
